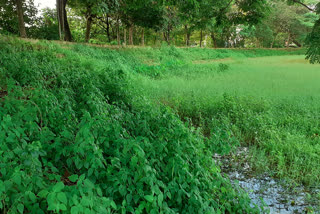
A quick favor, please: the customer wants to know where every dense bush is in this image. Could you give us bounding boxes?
[0,38,260,213]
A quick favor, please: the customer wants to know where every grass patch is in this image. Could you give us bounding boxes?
[137,51,320,188]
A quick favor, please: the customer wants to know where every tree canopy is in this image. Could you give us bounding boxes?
[0,0,319,62]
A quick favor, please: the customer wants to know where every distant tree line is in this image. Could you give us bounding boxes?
[0,0,319,61]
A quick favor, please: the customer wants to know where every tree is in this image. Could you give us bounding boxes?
[57,0,72,41]
[306,2,320,63]
[0,0,37,36]
[282,0,319,62]
[28,7,60,40]
[15,0,27,37]
[249,1,315,48]
[120,0,164,45]
[69,0,111,42]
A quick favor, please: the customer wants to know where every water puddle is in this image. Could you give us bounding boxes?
[214,148,320,213]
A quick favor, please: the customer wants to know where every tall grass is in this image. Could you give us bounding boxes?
[136,49,320,188]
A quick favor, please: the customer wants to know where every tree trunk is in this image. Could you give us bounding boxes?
[270,33,278,48]
[129,24,133,45]
[129,25,133,45]
[57,0,72,41]
[293,39,302,47]
[185,25,189,46]
[85,16,93,43]
[141,28,145,46]
[200,30,203,48]
[184,25,191,47]
[15,0,27,38]
[111,25,115,40]
[106,15,111,42]
[286,32,290,48]
[166,25,171,45]
[123,28,126,46]
[210,32,217,48]
[57,0,63,39]
[117,17,120,46]
[63,6,72,41]
[154,34,157,45]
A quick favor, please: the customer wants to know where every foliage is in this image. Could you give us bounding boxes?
[0,0,38,35]
[28,8,60,40]
[0,37,259,213]
[1,0,319,59]
[306,2,320,63]
[137,48,320,188]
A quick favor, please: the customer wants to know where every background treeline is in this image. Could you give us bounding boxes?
[0,0,319,48]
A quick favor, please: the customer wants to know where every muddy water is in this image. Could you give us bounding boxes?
[214,148,320,213]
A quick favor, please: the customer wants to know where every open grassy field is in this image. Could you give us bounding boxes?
[0,37,319,213]
[135,50,320,211]
[137,52,320,182]
[141,55,320,99]
[137,51,320,188]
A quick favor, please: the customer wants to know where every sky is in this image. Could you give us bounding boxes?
[33,0,56,10]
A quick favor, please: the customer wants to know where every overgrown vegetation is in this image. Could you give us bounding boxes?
[1,36,319,213]
[137,48,320,189]
[0,37,266,213]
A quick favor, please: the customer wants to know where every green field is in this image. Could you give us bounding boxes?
[138,52,320,186]
[1,37,319,213]
[141,55,320,99]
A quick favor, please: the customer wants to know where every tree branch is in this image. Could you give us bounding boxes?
[220,0,233,14]
[292,0,315,12]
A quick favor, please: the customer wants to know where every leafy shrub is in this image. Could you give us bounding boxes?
[0,37,257,213]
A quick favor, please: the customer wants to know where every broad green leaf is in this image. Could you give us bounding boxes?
[81,197,90,206]
[84,179,94,189]
[144,195,154,203]
[17,203,24,214]
[53,182,64,192]
[12,174,21,186]
[47,192,56,205]
[57,192,68,204]
[166,191,171,199]
[48,204,56,211]
[130,156,138,167]
[68,174,79,182]
[126,194,132,204]
[158,192,164,207]
[71,206,79,214]
[88,168,94,176]
[38,190,49,198]
[84,208,91,214]
[119,185,126,196]
[96,187,102,196]
[110,201,117,209]
[29,191,37,202]
[60,204,67,211]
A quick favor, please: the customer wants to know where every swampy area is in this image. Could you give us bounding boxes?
[1,37,320,213]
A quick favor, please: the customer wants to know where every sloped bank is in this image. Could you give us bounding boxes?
[0,37,258,213]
